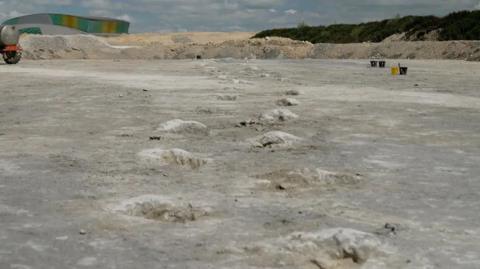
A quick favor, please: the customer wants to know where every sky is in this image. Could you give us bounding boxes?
[1,0,480,32]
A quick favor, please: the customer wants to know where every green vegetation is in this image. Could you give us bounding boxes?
[254,10,480,43]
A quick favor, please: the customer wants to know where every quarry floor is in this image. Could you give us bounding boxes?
[0,59,480,269]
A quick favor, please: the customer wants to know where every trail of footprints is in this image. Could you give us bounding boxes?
[107,63,392,268]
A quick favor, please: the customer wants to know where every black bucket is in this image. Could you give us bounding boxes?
[370,61,378,67]
[379,61,386,68]
[399,67,408,75]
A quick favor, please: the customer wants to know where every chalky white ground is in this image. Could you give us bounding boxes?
[0,59,479,268]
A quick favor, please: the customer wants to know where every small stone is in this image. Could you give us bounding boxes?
[374,222,402,236]
[385,223,397,232]
[285,89,301,96]
[217,95,238,101]
[237,119,257,127]
[79,229,87,235]
[276,98,300,107]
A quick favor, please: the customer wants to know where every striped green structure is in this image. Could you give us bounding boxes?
[2,13,129,35]
[2,18,19,25]
[19,27,43,35]
[49,14,129,34]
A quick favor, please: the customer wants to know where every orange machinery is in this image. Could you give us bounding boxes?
[0,25,22,64]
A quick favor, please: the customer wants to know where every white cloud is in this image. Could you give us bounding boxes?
[116,14,134,23]
[0,10,24,22]
[284,9,297,15]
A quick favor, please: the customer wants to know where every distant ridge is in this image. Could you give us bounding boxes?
[254,10,480,43]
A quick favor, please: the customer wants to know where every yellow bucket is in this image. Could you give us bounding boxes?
[391,67,399,76]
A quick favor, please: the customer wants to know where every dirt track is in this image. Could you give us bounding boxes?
[1,59,479,268]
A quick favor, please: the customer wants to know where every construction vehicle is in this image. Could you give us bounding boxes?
[0,25,22,64]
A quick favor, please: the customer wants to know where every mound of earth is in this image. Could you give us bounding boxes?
[236,228,390,269]
[111,195,209,223]
[19,34,480,61]
[256,168,362,191]
[138,148,210,169]
[285,90,302,96]
[276,98,300,107]
[157,119,209,135]
[311,41,480,61]
[20,34,123,60]
[249,131,302,148]
[259,108,299,124]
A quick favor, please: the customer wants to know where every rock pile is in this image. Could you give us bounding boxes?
[20,34,480,61]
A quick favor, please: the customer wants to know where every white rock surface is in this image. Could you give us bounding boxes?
[292,168,362,186]
[256,168,362,191]
[112,195,208,222]
[138,148,210,169]
[157,119,209,135]
[259,108,299,123]
[245,228,387,269]
[77,257,98,267]
[249,131,302,148]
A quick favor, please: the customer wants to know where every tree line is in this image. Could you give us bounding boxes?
[253,10,480,43]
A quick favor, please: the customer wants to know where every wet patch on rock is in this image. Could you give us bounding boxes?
[138,148,210,169]
[112,195,209,223]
